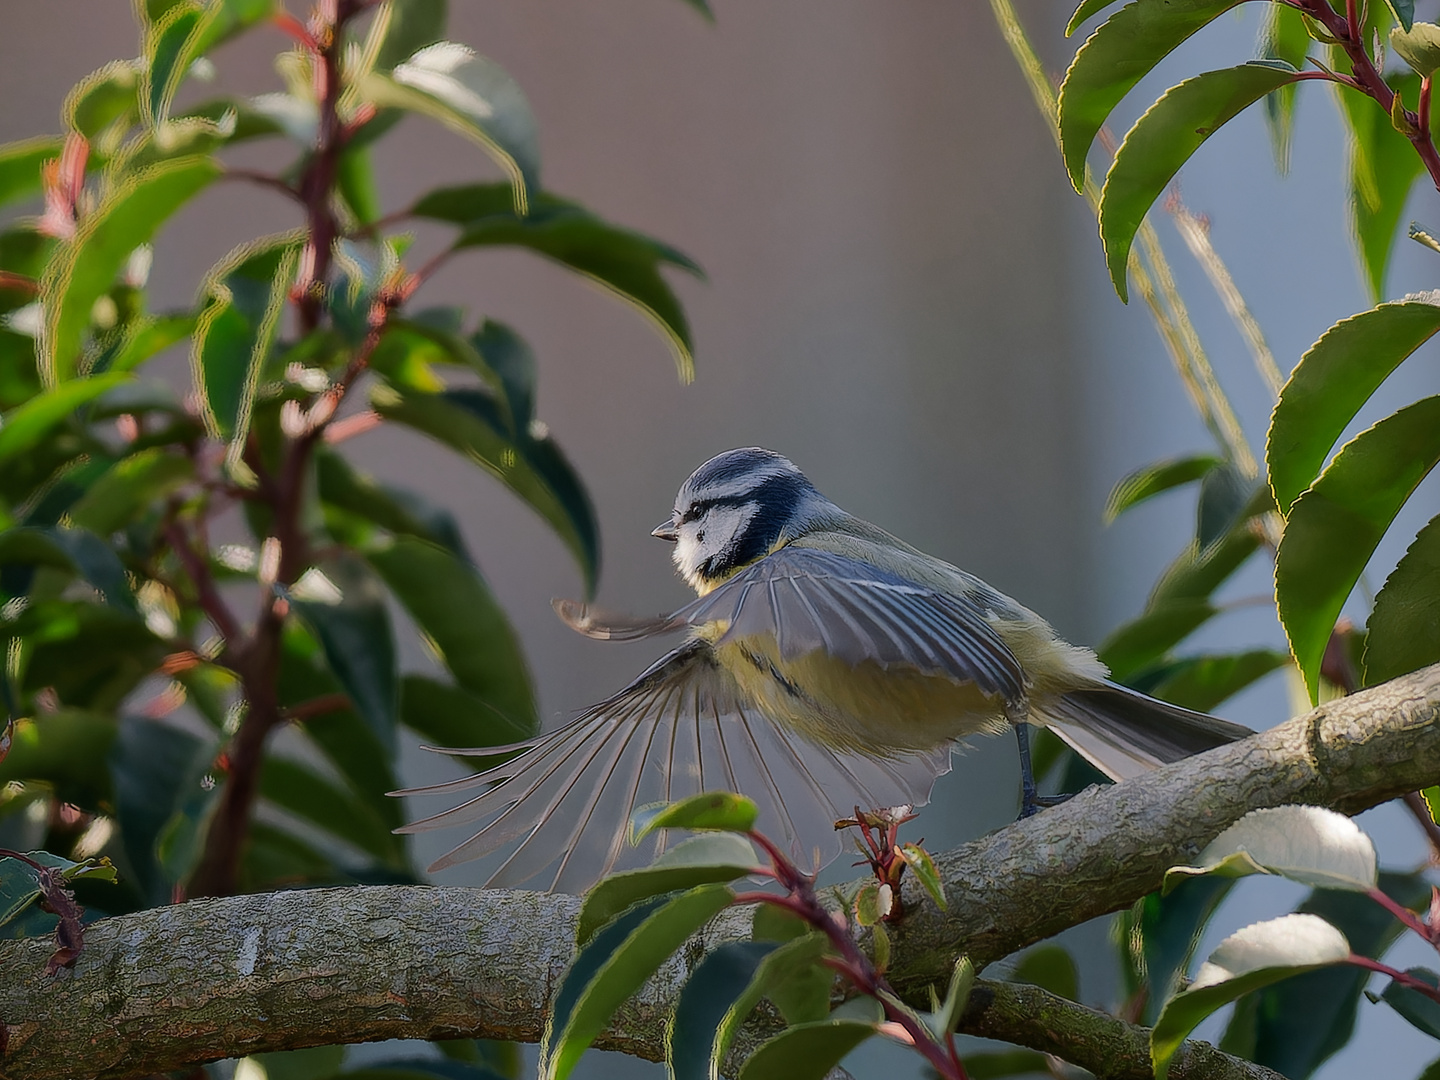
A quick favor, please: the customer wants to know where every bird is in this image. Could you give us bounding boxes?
[395,447,1251,893]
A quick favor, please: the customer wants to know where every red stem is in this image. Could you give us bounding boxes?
[1368,886,1431,939]
[1348,954,1440,1002]
[162,519,242,645]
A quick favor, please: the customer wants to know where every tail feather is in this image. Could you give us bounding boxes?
[1035,681,1252,781]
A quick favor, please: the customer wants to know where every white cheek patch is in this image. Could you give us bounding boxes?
[673,531,701,584]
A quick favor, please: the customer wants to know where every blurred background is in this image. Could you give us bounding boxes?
[3,1,1439,1076]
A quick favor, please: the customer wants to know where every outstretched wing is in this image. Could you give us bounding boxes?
[394,638,951,894]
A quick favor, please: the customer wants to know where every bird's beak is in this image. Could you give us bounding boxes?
[651,518,679,542]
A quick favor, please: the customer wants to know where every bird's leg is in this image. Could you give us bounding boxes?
[1014,722,1070,818]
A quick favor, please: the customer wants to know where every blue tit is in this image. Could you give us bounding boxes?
[396,447,1251,893]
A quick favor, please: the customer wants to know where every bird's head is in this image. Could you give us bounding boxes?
[653,447,835,593]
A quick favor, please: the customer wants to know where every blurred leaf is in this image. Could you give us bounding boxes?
[1100,599,1217,682]
[0,712,116,811]
[1392,24,1440,76]
[736,1019,877,1080]
[1151,486,1272,606]
[1335,76,1425,301]
[1276,396,1440,701]
[0,525,136,611]
[13,602,166,710]
[100,312,196,374]
[1150,913,1351,1079]
[362,44,539,213]
[962,1050,1050,1079]
[0,137,65,209]
[336,143,382,224]
[399,674,533,762]
[1164,806,1377,893]
[241,820,336,891]
[245,1046,346,1080]
[144,0,276,128]
[1143,650,1288,712]
[1258,3,1310,172]
[365,536,536,732]
[1136,875,1235,1024]
[1196,463,1252,547]
[631,791,759,842]
[669,940,782,1080]
[259,755,404,866]
[0,373,130,467]
[65,61,140,140]
[375,0,449,70]
[473,319,536,427]
[413,183,702,381]
[1058,0,1248,191]
[288,556,398,750]
[577,832,758,945]
[1012,944,1079,1001]
[340,1062,511,1080]
[1364,512,1440,686]
[1104,454,1220,523]
[1382,969,1440,1040]
[542,884,733,1080]
[41,156,220,382]
[372,384,599,593]
[68,447,193,535]
[1101,63,1299,301]
[316,449,468,557]
[194,235,300,449]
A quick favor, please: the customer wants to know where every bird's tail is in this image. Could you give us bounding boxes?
[1033,681,1252,781]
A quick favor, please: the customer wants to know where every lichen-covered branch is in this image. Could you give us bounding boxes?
[3,665,1438,1080]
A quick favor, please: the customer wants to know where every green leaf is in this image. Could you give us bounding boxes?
[65,61,141,140]
[1276,396,1440,701]
[631,791,759,843]
[1104,454,1221,523]
[1163,806,1377,893]
[376,0,449,70]
[1142,649,1288,712]
[1392,24,1440,75]
[669,940,782,1080]
[1057,0,1250,191]
[0,850,117,929]
[0,372,130,466]
[259,755,404,866]
[399,674,533,756]
[339,1062,511,1080]
[1136,875,1236,1023]
[287,555,399,750]
[41,156,220,382]
[1196,463,1252,548]
[316,450,468,556]
[961,1051,1051,1079]
[243,1046,346,1080]
[577,832,758,945]
[1012,944,1079,1001]
[1424,786,1440,825]
[67,446,193,535]
[241,820,336,890]
[0,712,117,809]
[736,1019,878,1080]
[1258,3,1311,172]
[1066,0,1126,36]
[1335,77,1425,301]
[412,184,702,381]
[1267,295,1440,515]
[1100,63,1299,302]
[1365,513,1440,685]
[0,137,65,209]
[1150,913,1352,1079]
[898,843,946,911]
[144,3,205,127]
[0,526,135,611]
[336,143,383,224]
[371,384,599,593]
[102,313,196,374]
[1390,0,1417,33]
[1099,599,1218,682]
[362,45,539,214]
[542,883,733,1080]
[1382,969,1440,1040]
[365,535,536,733]
[194,235,300,452]
[12,602,166,710]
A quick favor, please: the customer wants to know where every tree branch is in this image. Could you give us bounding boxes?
[4,665,1439,1080]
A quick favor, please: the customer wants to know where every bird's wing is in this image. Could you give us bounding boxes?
[394,638,952,894]
[676,546,1027,704]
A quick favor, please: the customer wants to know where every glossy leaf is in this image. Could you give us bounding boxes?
[371,384,599,592]
[737,1019,878,1080]
[631,791,759,842]
[1365,513,1440,685]
[41,156,220,382]
[1100,63,1298,301]
[1268,295,1440,515]
[0,526,135,610]
[1276,396,1440,701]
[1150,914,1351,1079]
[0,850,117,929]
[193,235,299,446]
[577,832,758,945]
[1336,76,1425,301]
[1164,806,1376,893]
[365,535,536,733]
[0,372,130,466]
[362,44,539,213]
[1104,454,1220,523]
[1382,969,1440,1040]
[1143,649,1288,712]
[0,136,65,209]
[67,447,193,535]
[542,884,733,1080]
[412,183,702,381]
[1390,0,1417,32]
[668,940,781,1080]
[1066,0,1126,35]
[1259,3,1310,171]
[287,556,399,750]
[1058,0,1249,191]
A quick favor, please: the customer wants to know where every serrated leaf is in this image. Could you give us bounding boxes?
[1058,0,1249,191]
[365,535,536,734]
[577,832,757,945]
[1151,914,1352,1079]
[67,446,193,535]
[412,183,702,381]
[0,372,130,466]
[1382,969,1440,1039]
[1066,0,1126,36]
[0,137,65,209]
[41,156,219,382]
[736,1019,878,1080]
[1104,454,1221,523]
[287,555,399,750]
[542,883,733,1080]
[1100,63,1299,301]
[1164,806,1377,893]
[1276,396,1440,701]
[372,384,599,592]
[1268,295,1440,515]
[898,843,946,910]
[631,792,759,842]
[1364,512,1440,686]
[1259,4,1311,172]
[362,44,538,213]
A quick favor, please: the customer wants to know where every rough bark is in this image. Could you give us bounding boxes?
[3,665,1438,1080]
